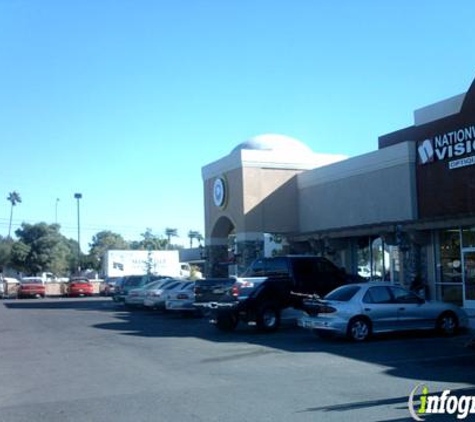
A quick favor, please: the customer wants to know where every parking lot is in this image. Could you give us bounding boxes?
[0,297,474,422]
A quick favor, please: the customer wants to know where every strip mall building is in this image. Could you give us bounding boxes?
[202,76,475,312]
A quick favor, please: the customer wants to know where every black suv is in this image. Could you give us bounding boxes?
[194,256,361,332]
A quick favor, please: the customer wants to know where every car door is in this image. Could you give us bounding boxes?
[389,286,431,330]
[361,286,400,332]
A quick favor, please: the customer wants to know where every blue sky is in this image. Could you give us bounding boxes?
[1,0,475,251]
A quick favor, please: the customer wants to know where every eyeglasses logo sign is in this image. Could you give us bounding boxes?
[418,139,435,165]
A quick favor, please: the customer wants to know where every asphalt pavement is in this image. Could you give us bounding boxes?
[0,297,474,422]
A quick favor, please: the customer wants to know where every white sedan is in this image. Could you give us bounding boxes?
[165,282,196,313]
[298,282,469,341]
[143,280,187,310]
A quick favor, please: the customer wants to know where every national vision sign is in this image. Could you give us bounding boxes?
[418,124,475,170]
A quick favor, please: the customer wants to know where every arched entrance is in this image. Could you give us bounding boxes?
[206,216,236,277]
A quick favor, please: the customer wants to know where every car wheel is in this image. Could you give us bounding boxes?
[436,312,459,336]
[347,317,371,341]
[216,312,239,332]
[256,303,281,333]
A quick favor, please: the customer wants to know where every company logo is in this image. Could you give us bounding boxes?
[418,139,435,164]
[408,383,475,420]
[213,176,227,208]
[417,125,475,169]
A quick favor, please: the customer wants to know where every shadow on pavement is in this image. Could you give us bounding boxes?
[3,297,475,387]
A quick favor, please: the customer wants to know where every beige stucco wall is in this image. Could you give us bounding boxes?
[242,167,301,233]
[204,167,244,240]
[202,144,348,244]
[298,142,417,233]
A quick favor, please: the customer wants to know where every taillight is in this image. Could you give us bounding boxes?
[318,305,337,314]
[231,284,239,297]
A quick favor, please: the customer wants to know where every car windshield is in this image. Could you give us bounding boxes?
[325,285,361,301]
[163,282,181,291]
[125,276,145,287]
[70,279,89,284]
[241,258,289,277]
[144,280,165,290]
[21,279,42,284]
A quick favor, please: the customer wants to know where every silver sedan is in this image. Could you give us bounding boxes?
[298,282,469,341]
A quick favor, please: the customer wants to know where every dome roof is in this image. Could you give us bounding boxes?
[232,134,313,155]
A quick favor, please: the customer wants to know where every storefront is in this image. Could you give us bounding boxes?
[202,76,475,312]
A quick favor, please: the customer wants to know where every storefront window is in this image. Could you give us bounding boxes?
[357,238,371,279]
[356,236,391,281]
[436,229,463,306]
[462,227,475,248]
[436,284,463,307]
[438,229,462,283]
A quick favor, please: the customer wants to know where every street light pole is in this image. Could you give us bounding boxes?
[55,198,60,224]
[74,193,82,273]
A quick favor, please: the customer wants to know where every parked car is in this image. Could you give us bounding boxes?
[194,255,362,332]
[165,282,196,313]
[102,277,122,296]
[0,277,17,298]
[124,279,175,307]
[17,277,46,299]
[112,274,165,303]
[143,279,187,310]
[298,282,469,341]
[67,278,94,297]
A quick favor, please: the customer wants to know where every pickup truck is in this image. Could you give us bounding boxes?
[194,255,362,332]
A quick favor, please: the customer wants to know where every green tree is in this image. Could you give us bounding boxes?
[0,236,13,272]
[195,231,204,247]
[139,228,167,251]
[10,222,74,276]
[187,230,203,248]
[88,230,129,271]
[165,228,178,250]
[7,191,21,238]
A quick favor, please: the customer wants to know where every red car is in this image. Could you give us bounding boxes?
[18,277,46,298]
[68,278,94,297]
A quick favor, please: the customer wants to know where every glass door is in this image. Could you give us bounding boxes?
[462,249,475,309]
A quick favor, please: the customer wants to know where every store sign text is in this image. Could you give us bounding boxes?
[418,125,475,170]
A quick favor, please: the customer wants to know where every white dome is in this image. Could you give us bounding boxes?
[232,134,313,155]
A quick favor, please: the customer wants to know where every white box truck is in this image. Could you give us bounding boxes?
[103,250,189,278]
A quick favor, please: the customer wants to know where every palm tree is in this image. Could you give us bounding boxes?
[196,232,204,246]
[165,228,178,250]
[188,230,196,248]
[187,230,204,248]
[7,191,21,238]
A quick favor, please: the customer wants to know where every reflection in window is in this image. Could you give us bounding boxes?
[356,236,391,281]
[462,227,475,248]
[436,284,463,307]
[438,229,462,284]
